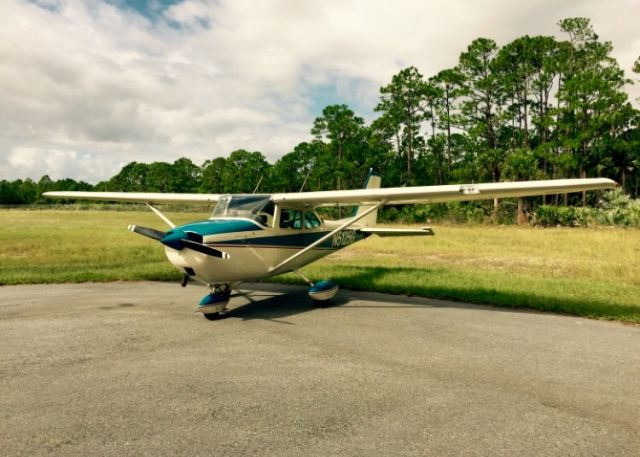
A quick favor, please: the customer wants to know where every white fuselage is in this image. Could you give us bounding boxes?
[163,217,364,285]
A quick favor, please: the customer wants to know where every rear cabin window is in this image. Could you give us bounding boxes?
[280,209,322,229]
[304,211,321,229]
[280,209,303,229]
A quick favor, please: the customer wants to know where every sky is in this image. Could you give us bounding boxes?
[1,0,639,183]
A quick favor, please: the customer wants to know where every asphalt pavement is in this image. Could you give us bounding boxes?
[1,281,639,456]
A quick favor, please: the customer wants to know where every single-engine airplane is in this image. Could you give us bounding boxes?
[44,173,615,320]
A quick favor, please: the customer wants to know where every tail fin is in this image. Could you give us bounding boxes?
[354,170,381,227]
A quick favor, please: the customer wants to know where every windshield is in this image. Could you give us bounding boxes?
[211,195,274,225]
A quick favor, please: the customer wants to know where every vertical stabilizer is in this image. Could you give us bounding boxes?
[354,170,381,227]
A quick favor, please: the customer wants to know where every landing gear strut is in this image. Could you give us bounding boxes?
[199,284,231,320]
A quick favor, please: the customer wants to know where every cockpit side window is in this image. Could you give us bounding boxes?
[261,201,275,217]
[255,201,275,227]
[211,195,274,227]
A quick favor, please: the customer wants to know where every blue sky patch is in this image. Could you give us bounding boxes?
[108,0,182,19]
[30,0,60,12]
[307,77,378,121]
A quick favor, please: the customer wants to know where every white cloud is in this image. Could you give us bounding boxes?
[8,148,72,180]
[0,0,638,183]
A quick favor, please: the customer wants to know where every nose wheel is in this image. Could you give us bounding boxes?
[199,284,231,320]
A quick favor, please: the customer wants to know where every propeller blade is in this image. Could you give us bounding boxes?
[183,231,203,243]
[129,225,166,241]
[181,239,230,260]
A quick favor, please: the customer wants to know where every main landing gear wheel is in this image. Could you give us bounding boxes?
[308,280,339,305]
[199,284,231,320]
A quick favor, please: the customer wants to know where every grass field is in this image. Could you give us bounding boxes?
[1,208,639,323]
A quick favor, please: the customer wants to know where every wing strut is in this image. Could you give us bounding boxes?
[268,201,386,275]
[146,203,176,228]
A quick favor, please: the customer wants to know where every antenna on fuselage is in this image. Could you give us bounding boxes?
[299,170,311,192]
[253,176,263,194]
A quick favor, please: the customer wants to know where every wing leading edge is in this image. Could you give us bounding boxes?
[43,178,616,206]
[270,178,616,206]
[42,191,221,205]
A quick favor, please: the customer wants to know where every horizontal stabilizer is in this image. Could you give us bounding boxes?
[360,227,434,237]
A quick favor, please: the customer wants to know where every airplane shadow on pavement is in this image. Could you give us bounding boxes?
[222,285,348,323]
[218,264,639,324]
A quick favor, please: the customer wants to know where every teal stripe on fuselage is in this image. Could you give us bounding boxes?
[175,219,369,249]
[212,230,368,249]
[216,231,333,249]
[176,219,261,236]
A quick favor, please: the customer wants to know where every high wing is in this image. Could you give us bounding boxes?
[44,178,616,206]
[271,178,616,206]
[42,191,221,205]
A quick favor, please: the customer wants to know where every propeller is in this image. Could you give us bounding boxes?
[129,225,165,240]
[179,238,230,259]
[128,225,230,259]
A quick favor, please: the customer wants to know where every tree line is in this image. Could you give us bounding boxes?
[2,18,639,208]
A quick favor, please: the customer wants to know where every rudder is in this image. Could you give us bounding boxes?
[354,170,381,227]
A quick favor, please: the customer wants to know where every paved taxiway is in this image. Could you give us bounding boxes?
[1,282,639,456]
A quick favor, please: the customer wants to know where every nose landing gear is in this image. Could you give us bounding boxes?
[199,284,231,320]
